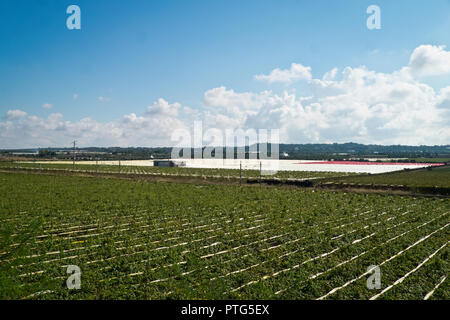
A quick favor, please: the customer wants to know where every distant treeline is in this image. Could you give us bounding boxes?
[1,143,449,161]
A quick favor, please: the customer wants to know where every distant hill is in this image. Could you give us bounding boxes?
[279,143,450,159]
[1,143,449,161]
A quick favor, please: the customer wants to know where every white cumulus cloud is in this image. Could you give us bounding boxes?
[408,45,450,77]
[146,98,181,117]
[254,63,312,84]
[6,109,27,120]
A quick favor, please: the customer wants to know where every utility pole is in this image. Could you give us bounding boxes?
[259,161,262,186]
[72,140,76,171]
[240,161,242,187]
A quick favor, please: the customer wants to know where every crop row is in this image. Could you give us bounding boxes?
[0,172,448,299]
[0,160,356,181]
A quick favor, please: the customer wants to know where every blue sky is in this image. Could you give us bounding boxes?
[1,0,450,147]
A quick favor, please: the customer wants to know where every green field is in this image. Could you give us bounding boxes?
[332,165,450,189]
[0,161,355,181]
[0,171,448,300]
[408,158,450,164]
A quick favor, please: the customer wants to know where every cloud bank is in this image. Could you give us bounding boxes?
[1,45,450,148]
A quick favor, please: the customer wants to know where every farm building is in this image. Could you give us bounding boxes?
[153,160,185,167]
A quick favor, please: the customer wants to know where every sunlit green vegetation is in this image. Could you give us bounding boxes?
[1,171,448,300]
[407,158,450,164]
[332,166,450,189]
